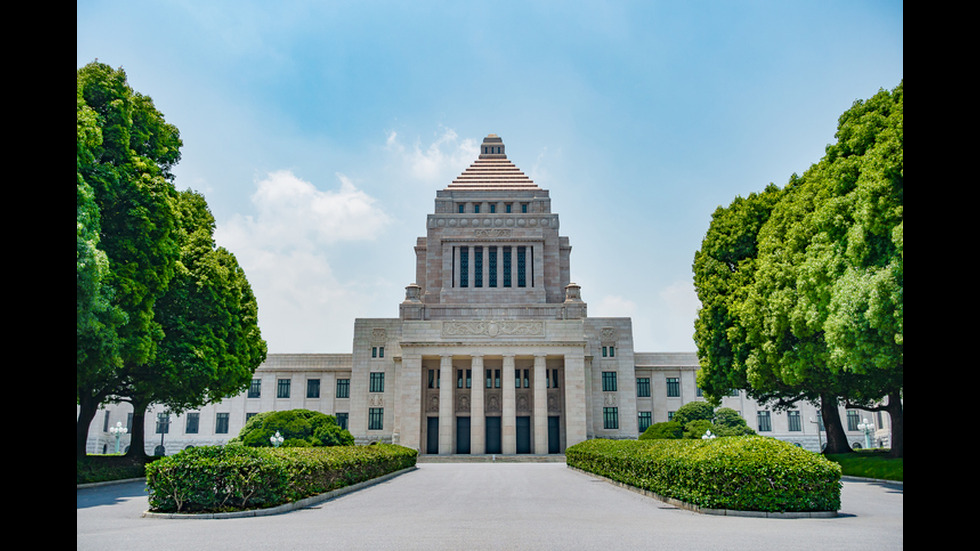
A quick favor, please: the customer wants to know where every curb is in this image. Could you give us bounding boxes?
[141,465,418,519]
[567,465,838,518]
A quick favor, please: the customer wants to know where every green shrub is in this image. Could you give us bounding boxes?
[566,436,841,513]
[672,401,715,426]
[145,443,418,513]
[639,421,683,440]
[230,409,354,448]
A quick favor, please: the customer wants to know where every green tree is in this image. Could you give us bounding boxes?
[232,409,354,447]
[76,61,182,457]
[693,83,903,456]
[118,190,267,458]
[803,82,903,456]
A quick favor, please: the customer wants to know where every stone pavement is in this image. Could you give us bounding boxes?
[77,462,903,551]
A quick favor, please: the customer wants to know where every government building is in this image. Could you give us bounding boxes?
[82,134,893,456]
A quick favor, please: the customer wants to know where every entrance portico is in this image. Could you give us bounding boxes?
[398,342,588,456]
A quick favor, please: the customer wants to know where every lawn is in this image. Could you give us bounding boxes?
[825,450,903,481]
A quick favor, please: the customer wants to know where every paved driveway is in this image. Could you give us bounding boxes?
[78,463,902,551]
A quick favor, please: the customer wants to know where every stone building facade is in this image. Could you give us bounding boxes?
[82,134,893,456]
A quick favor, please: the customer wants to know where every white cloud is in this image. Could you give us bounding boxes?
[214,170,393,353]
[385,127,479,184]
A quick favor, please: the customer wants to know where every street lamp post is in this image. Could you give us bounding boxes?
[109,421,127,454]
[270,431,284,447]
[857,418,874,449]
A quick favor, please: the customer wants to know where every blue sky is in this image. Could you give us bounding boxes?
[77,1,903,354]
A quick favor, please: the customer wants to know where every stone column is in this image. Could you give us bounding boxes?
[502,354,516,454]
[439,354,453,455]
[399,353,422,452]
[563,351,588,448]
[533,354,548,454]
[470,354,485,454]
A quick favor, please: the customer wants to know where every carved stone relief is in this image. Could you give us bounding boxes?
[443,320,544,338]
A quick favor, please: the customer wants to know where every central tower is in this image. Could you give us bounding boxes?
[401,134,583,320]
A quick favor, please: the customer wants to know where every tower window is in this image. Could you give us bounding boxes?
[474,246,483,287]
[488,247,497,287]
[517,246,527,287]
[460,246,469,288]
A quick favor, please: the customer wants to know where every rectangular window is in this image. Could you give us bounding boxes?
[757,411,772,432]
[246,412,257,423]
[466,369,472,389]
[515,369,522,388]
[638,411,652,433]
[603,407,619,430]
[503,247,512,287]
[460,246,469,288]
[517,246,527,287]
[666,377,680,397]
[505,203,512,213]
[336,412,348,430]
[103,411,110,432]
[307,379,320,399]
[368,407,383,430]
[609,346,615,357]
[602,346,607,358]
[370,372,385,393]
[457,369,465,389]
[247,378,261,398]
[636,377,651,397]
[371,346,385,358]
[551,369,559,388]
[522,369,529,388]
[847,410,860,431]
[336,378,350,399]
[429,369,436,389]
[489,204,496,213]
[494,369,501,388]
[277,379,291,398]
[602,371,617,392]
[185,412,199,434]
[215,412,229,434]
[372,346,377,358]
[156,413,170,434]
[458,204,464,213]
[788,410,802,432]
[474,204,480,214]
[488,247,497,287]
[730,388,740,397]
[474,246,483,287]
[521,203,528,213]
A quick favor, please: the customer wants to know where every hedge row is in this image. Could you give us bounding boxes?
[566,436,841,512]
[145,444,418,513]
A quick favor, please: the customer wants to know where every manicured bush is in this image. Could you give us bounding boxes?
[231,409,354,448]
[639,421,683,440]
[566,436,841,512]
[145,443,417,513]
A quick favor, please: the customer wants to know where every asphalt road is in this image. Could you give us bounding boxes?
[77,463,903,551]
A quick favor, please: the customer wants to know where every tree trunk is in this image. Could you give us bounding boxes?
[886,390,903,458]
[821,394,852,454]
[125,402,149,460]
[76,394,101,458]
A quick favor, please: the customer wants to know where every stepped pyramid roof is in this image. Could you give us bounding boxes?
[446,134,540,190]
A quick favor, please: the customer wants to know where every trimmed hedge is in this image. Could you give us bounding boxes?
[145,444,417,513]
[566,436,841,513]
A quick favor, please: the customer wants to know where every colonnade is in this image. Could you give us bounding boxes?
[397,349,587,455]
